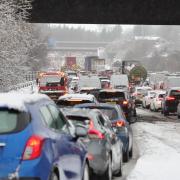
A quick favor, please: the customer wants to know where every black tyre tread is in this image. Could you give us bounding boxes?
[123,150,129,162]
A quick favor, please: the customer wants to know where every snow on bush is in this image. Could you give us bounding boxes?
[0,0,39,91]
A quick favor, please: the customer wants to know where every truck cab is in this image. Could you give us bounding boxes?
[38,71,68,102]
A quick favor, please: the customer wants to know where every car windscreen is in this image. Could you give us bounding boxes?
[57,99,92,107]
[68,73,77,77]
[149,92,156,97]
[158,94,165,98]
[0,109,30,134]
[170,90,180,99]
[85,107,118,121]
[39,76,62,86]
[136,89,144,94]
[99,92,125,99]
[79,76,101,89]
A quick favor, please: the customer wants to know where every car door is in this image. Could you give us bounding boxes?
[97,113,121,171]
[47,104,86,179]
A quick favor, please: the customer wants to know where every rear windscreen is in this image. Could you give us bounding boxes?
[159,94,165,98]
[40,76,64,86]
[0,109,30,134]
[86,107,118,121]
[99,92,125,99]
[66,115,90,126]
[170,90,180,98]
[57,100,92,107]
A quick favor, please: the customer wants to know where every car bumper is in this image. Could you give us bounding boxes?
[87,141,108,175]
[135,99,142,105]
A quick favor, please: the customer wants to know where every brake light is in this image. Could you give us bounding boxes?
[88,129,105,139]
[112,120,125,127]
[89,120,94,129]
[87,153,94,160]
[166,96,175,101]
[123,100,128,105]
[22,135,44,160]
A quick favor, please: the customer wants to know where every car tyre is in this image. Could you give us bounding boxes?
[129,146,133,158]
[164,110,169,116]
[49,172,59,180]
[83,162,90,180]
[123,150,129,162]
[114,157,122,177]
[103,155,112,180]
[177,113,180,119]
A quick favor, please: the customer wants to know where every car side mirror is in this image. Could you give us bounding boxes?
[75,125,88,138]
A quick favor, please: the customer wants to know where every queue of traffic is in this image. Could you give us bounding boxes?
[133,77,180,118]
[0,69,137,180]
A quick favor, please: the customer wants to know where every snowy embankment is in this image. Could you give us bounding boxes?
[127,122,180,180]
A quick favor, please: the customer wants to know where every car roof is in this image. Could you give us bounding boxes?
[169,87,180,90]
[75,103,118,109]
[0,93,51,112]
[58,93,95,101]
[62,108,101,118]
[99,88,126,92]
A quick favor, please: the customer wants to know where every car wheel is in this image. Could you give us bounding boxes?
[114,156,122,177]
[129,146,133,158]
[177,113,180,119]
[123,150,129,162]
[164,110,169,116]
[49,172,59,180]
[103,155,112,180]
[142,102,145,108]
[83,162,90,180]
[153,104,157,112]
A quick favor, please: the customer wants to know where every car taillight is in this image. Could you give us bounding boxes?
[22,135,44,160]
[166,96,175,101]
[87,153,94,160]
[89,120,94,129]
[88,129,105,139]
[112,120,125,127]
[123,100,128,105]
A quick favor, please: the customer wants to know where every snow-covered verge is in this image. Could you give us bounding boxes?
[127,122,180,180]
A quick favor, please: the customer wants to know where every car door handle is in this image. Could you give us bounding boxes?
[0,143,6,147]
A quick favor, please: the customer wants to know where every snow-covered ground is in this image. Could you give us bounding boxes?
[127,121,180,180]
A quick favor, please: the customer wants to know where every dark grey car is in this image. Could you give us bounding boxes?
[62,108,123,180]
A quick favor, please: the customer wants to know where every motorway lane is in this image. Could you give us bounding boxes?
[114,107,180,180]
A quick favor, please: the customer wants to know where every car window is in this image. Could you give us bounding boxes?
[40,106,56,129]
[99,91,125,99]
[0,109,30,134]
[99,107,118,121]
[57,99,92,107]
[48,105,67,130]
[95,114,106,132]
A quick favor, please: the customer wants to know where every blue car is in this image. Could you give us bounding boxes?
[75,103,133,162]
[0,93,89,180]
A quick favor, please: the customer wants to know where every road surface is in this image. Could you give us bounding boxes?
[115,107,180,180]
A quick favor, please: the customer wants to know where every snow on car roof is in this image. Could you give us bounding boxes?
[58,93,95,101]
[100,88,126,92]
[0,93,51,112]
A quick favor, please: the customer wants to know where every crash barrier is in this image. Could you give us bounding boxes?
[8,80,36,92]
